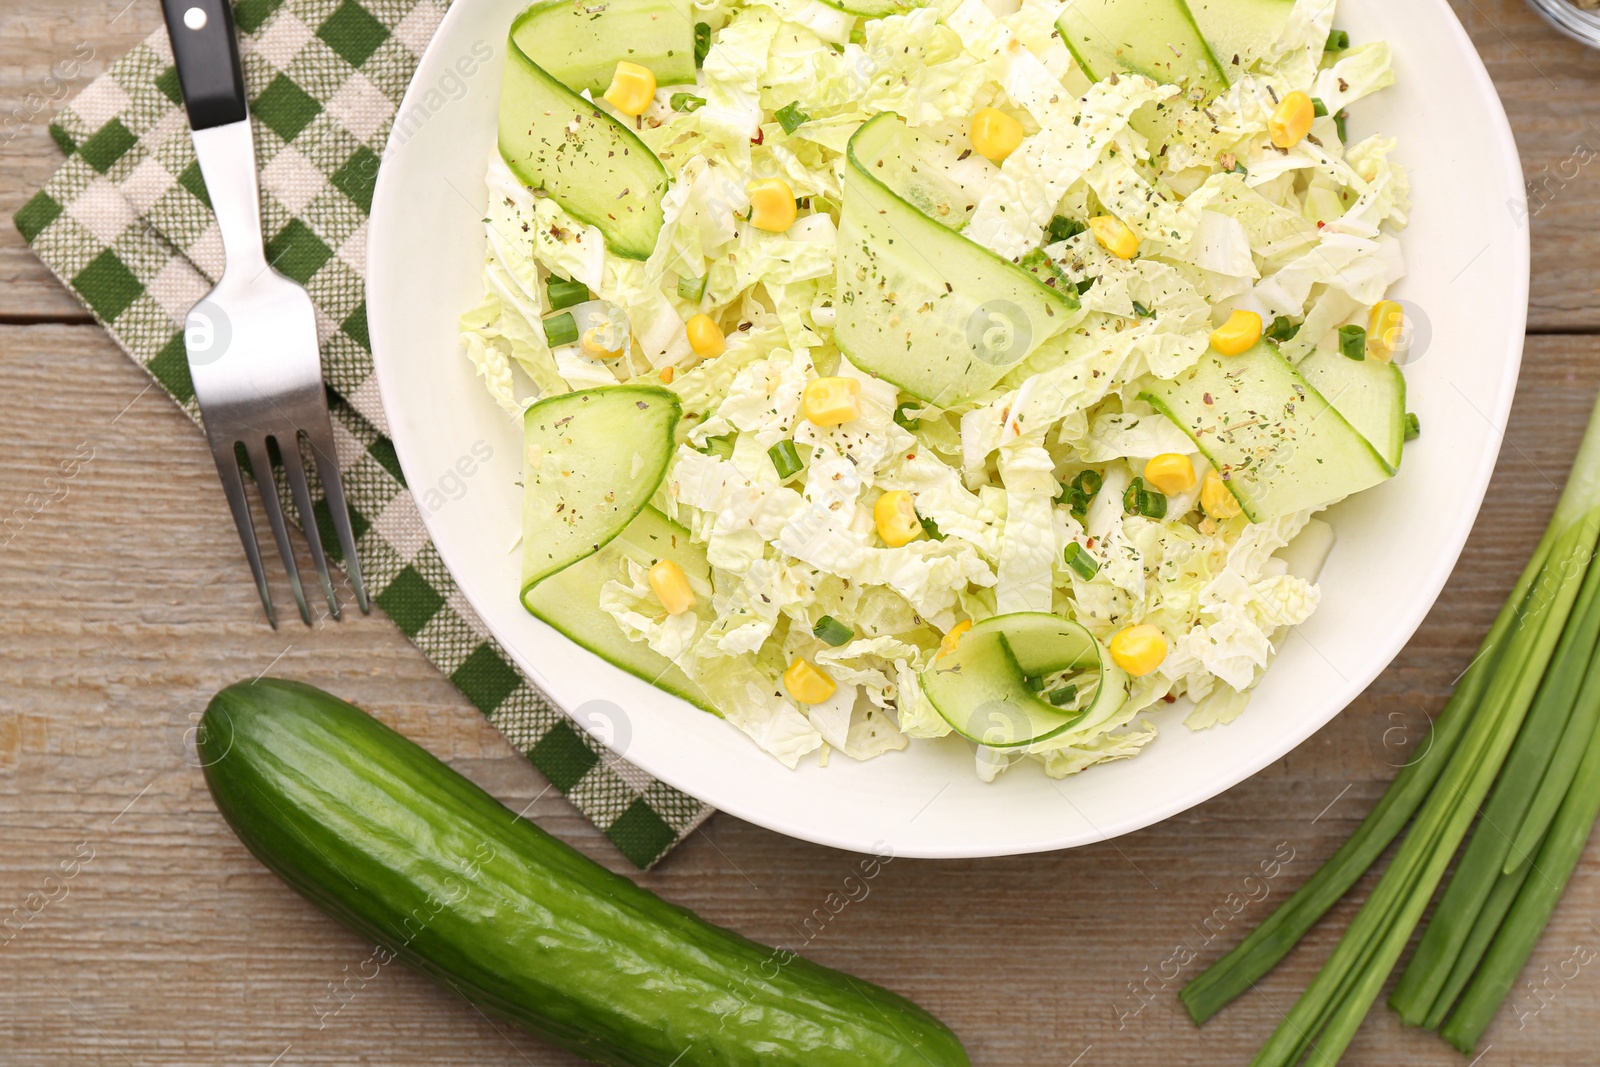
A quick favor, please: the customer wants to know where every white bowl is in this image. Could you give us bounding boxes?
[368,0,1527,858]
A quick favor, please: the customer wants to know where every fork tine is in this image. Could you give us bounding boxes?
[283,433,340,620]
[303,421,371,614]
[211,442,278,629]
[244,437,313,626]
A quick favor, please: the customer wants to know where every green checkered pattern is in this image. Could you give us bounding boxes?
[15,0,711,868]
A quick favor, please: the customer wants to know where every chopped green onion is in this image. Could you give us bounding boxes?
[768,440,803,481]
[1339,323,1367,361]
[546,278,589,311]
[1062,542,1099,580]
[1123,477,1167,519]
[1265,315,1301,343]
[1047,215,1086,243]
[694,22,711,66]
[775,101,809,134]
[1131,300,1154,318]
[1047,684,1079,707]
[1024,674,1046,692]
[1335,108,1349,142]
[670,92,706,113]
[893,401,921,430]
[1123,480,1141,514]
[677,273,708,302]
[1230,160,1247,176]
[1061,469,1103,520]
[696,434,734,459]
[920,516,945,541]
[1404,412,1421,442]
[543,311,578,347]
[1325,28,1349,51]
[1312,97,1329,118]
[812,615,854,647]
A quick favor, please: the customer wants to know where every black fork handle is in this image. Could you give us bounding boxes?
[160,0,248,129]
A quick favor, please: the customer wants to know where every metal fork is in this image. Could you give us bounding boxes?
[160,0,369,627]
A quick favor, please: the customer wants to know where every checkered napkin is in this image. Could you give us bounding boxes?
[14,0,712,867]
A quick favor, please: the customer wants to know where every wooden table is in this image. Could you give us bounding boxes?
[4,2,1599,1063]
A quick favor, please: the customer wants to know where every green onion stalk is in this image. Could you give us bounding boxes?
[1441,683,1600,1049]
[1390,542,1600,1027]
[1181,392,1600,1063]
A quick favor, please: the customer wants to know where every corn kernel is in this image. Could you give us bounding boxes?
[1269,90,1315,149]
[1210,309,1263,356]
[802,376,861,426]
[1089,215,1139,260]
[971,107,1025,163]
[783,657,836,704]
[1144,454,1196,496]
[746,178,797,232]
[647,559,695,615]
[874,490,922,547]
[581,326,625,359]
[1200,469,1242,519]
[938,620,972,660]
[603,61,656,117]
[659,365,674,384]
[1367,300,1405,362]
[686,313,725,358]
[1110,624,1168,677]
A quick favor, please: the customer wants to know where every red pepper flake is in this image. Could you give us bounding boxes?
[751,128,764,145]
[1162,693,1177,704]
[1202,392,1213,406]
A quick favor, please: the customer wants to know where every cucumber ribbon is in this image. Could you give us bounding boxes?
[518,385,719,711]
[921,612,1131,748]
[498,0,694,260]
[834,113,1084,408]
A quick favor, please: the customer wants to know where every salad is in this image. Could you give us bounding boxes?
[459,0,1413,780]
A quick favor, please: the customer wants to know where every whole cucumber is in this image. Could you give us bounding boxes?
[198,678,969,1066]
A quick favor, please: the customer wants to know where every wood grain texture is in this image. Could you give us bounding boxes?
[6,1,1600,1063]
[2,325,1598,1067]
[1452,0,1600,332]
